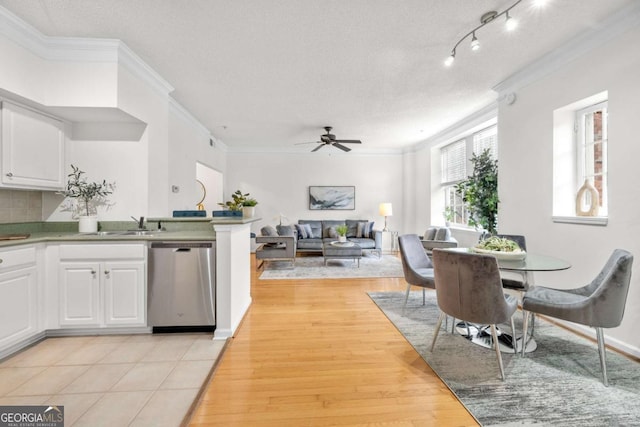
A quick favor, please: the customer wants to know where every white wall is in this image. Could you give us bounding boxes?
[225,152,404,236]
[498,25,640,355]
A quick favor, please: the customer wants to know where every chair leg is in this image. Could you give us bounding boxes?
[510,317,517,354]
[430,312,446,352]
[422,288,426,305]
[521,310,528,357]
[490,324,506,381]
[402,284,411,315]
[596,327,609,387]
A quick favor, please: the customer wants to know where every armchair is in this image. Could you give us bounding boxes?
[255,226,297,270]
[521,249,633,386]
[420,226,458,255]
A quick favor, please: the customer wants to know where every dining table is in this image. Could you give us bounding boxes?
[446,248,571,354]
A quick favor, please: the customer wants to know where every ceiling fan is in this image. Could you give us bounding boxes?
[298,126,362,152]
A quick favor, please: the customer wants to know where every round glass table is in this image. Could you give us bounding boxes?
[446,248,571,353]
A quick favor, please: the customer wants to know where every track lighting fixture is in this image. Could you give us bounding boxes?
[444,0,546,67]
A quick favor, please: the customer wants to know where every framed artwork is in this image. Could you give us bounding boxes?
[309,186,355,210]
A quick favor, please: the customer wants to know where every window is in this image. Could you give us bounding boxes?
[552,91,608,224]
[440,125,498,226]
[576,102,608,215]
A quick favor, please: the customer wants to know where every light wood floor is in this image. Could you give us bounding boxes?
[189,255,478,426]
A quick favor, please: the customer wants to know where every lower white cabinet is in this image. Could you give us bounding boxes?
[0,246,38,349]
[58,244,146,328]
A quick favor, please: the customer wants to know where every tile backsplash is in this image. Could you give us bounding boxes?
[0,189,43,223]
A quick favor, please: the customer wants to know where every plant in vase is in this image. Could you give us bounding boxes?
[219,190,258,218]
[58,165,115,232]
[336,224,348,243]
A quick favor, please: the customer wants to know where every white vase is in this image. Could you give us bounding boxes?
[242,206,255,218]
[338,235,347,243]
[78,215,98,233]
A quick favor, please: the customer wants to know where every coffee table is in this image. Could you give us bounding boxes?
[323,241,362,267]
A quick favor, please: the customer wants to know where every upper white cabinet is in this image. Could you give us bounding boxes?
[1,101,66,190]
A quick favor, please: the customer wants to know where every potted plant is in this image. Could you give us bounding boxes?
[336,224,348,243]
[58,164,115,232]
[218,190,258,218]
[455,149,499,235]
[242,197,258,218]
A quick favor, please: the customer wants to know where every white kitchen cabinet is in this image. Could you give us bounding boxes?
[58,262,101,326]
[0,246,38,350]
[1,101,65,190]
[58,244,146,328]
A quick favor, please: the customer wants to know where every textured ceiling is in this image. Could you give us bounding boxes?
[0,0,633,152]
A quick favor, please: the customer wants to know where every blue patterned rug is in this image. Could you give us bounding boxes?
[368,290,640,426]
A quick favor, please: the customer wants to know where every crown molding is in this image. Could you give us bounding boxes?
[493,1,640,95]
[408,102,498,153]
[168,98,228,152]
[0,5,173,97]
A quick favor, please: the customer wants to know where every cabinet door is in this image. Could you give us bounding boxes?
[1,101,65,190]
[103,261,146,326]
[58,262,101,326]
[0,267,37,348]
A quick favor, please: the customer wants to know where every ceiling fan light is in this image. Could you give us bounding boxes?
[444,51,455,67]
[505,12,518,31]
[470,33,480,51]
[533,0,548,8]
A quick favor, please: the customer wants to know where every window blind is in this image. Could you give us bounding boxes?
[441,140,466,184]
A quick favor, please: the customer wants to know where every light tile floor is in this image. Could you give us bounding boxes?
[0,334,225,426]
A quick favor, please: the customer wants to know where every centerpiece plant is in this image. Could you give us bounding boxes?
[455,149,499,235]
[59,164,115,217]
[336,224,348,242]
[58,164,115,232]
[219,190,258,217]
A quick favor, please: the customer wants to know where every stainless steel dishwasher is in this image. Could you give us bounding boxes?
[148,241,216,333]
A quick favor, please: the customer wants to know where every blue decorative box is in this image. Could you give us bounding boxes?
[212,210,243,217]
[172,210,207,217]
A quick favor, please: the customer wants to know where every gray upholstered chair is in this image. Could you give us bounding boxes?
[398,234,435,315]
[521,249,633,386]
[430,249,518,381]
[496,234,528,291]
[255,225,297,270]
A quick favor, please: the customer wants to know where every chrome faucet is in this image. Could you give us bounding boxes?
[130,216,145,230]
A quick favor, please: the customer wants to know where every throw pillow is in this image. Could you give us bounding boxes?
[424,227,437,240]
[356,221,374,238]
[276,225,294,236]
[327,227,338,238]
[435,227,451,241]
[261,225,278,236]
[302,223,314,238]
[295,223,314,239]
[294,224,308,239]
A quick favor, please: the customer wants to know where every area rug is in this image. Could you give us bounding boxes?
[259,254,403,280]
[368,291,640,426]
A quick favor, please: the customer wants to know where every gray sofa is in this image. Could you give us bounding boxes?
[295,219,382,257]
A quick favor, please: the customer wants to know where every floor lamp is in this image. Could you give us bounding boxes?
[379,203,393,231]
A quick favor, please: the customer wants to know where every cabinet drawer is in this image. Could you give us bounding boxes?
[59,244,146,260]
[0,246,37,271]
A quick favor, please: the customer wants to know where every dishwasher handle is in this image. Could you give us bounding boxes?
[150,241,214,249]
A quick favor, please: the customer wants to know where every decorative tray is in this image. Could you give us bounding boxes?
[470,246,527,260]
[0,233,31,241]
[330,241,355,247]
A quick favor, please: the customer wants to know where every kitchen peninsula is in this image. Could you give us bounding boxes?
[0,217,258,359]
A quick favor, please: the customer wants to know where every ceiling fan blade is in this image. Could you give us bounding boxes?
[295,141,319,145]
[311,144,324,152]
[332,143,351,152]
[333,139,362,144]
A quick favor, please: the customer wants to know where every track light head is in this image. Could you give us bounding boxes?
[444,50,456,67]
[470,33,480,51]
[505,11,518,31]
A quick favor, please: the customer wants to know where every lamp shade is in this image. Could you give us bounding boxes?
[379,203,393,216]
